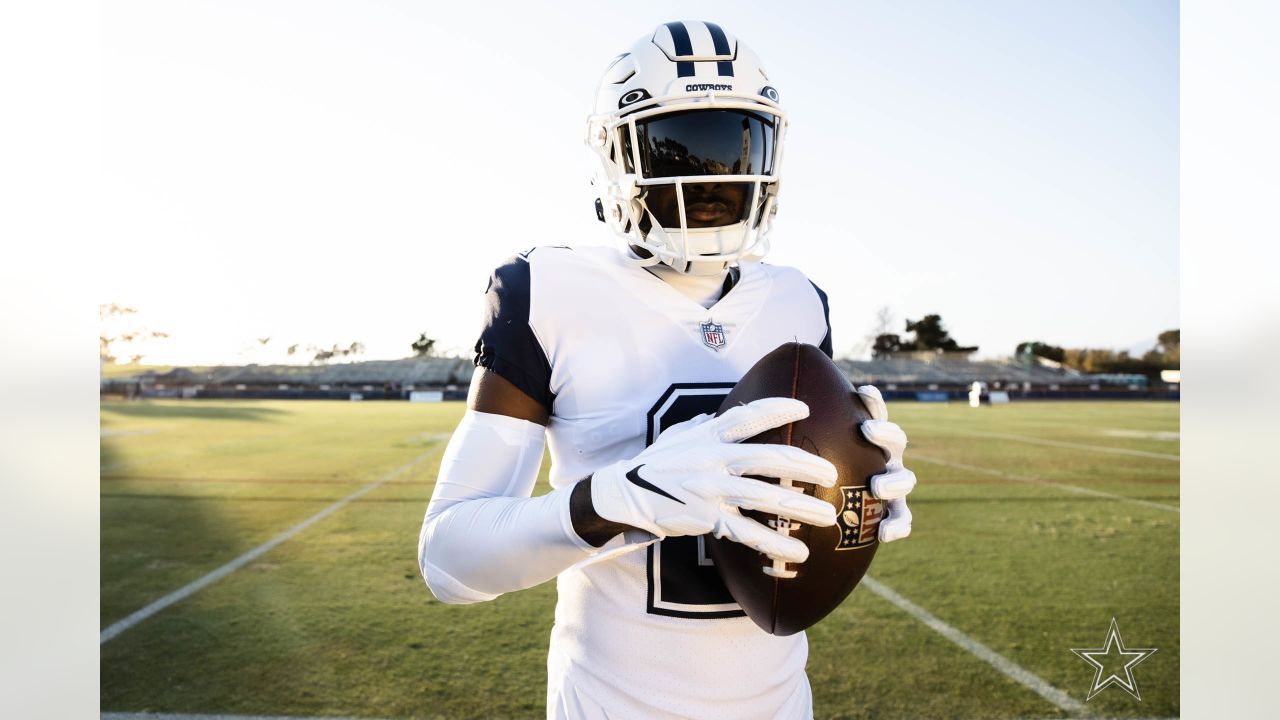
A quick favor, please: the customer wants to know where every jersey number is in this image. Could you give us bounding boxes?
[644,383,746,619]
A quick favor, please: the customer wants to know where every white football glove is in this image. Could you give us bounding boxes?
[855,385,916,543]
[590,397,839,563]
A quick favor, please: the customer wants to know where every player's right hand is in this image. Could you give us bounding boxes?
[590,397,838,563]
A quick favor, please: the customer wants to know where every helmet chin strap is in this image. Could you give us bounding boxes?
[675,256,733,276]
[651,222,745,276]
[625,242,730,276]
[622,242,665,267]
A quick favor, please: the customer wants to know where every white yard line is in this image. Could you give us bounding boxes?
[911,453,1180,513]
[101,428,161,438]
[97,707,1177,712]
[1013,712,1172,717]
[100,449,437,645]
[911,425,1180,462]
[1101,429,1179,442]
[101,707,384,712]
[862,576,1090,717]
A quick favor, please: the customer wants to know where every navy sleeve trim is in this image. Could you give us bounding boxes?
[473,255,554,410]
[809,281,833,359]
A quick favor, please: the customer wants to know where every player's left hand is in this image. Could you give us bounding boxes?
[855,385,916,543]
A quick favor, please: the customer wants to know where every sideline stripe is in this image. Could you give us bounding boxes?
[912,425,1180,461]
[911,453,1180,513]
[100,449,438,645]
[102,714,387,720]
[862,576,1089,716]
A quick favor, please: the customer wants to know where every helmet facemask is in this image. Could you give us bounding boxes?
[591,98,786,275]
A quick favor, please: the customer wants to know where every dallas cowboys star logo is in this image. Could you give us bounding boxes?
[1071,618,1157,701]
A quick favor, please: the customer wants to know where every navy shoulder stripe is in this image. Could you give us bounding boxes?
[473,255,554,410]
[809,281,833,359]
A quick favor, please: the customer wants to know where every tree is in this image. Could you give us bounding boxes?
[1016,341,1066,363]
[1062,350,1149,379]
[308,341,365,364]
[871,314,976,357]
[411,332,437,357]
[1150,329,1179,368]
[905,314,978,354]
[99,303,169,364]
[1060,329,1179,380]
[872,333,909,357]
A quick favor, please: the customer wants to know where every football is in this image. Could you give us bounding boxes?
[706,342,887,636]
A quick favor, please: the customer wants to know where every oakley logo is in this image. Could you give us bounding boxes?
[760,86,780,102]
[618,88,652,108]
[686,83,733,92]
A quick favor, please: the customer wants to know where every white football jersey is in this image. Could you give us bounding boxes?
[474,245,832,720]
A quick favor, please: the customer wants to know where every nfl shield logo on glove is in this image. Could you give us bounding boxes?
[700,321,726,350]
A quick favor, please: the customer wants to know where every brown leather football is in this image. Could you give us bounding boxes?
[706,342,887,636]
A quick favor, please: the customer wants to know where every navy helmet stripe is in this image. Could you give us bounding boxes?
[664,21,696,77]
[665,21,695,55]
[703,22,734,77]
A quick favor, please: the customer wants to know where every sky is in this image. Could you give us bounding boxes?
[100,0,1179,366]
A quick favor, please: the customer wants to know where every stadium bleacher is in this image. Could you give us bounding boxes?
[101,358,475,401]
[837,352,1166,400]
[839,353,1089,385]
[100,352,1176,401]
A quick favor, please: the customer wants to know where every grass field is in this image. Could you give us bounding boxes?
[101,399,1179,719]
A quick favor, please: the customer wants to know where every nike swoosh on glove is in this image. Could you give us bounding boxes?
[855,385,917,543]
[590,397,839,563]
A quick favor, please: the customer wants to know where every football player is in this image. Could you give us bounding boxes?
[418,21,917,719]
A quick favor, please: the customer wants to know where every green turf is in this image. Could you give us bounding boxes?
[101,399,1178,718]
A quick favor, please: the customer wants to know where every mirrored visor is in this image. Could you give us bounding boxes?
[628,109,776,179]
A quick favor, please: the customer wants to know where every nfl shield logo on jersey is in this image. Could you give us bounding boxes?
[700,321,727,350]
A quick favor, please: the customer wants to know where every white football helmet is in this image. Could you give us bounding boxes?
[586,21,787,276]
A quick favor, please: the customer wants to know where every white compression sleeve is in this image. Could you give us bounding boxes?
[417,410,596,604]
